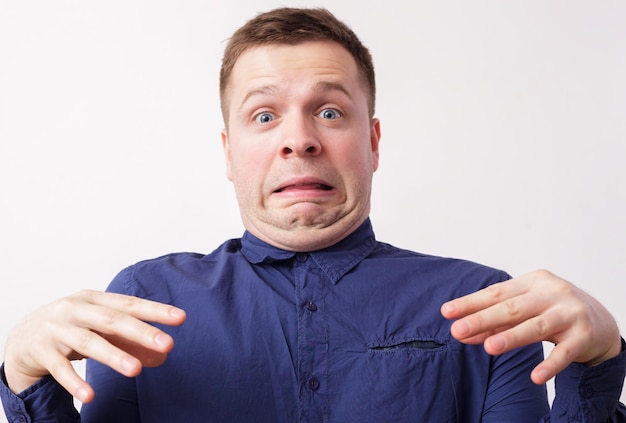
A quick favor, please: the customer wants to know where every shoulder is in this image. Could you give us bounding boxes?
[366,240,511,293]
[106,238,243,298]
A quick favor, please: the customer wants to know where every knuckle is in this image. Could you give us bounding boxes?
[76,330,96,352]
[533,269,554,279]
[120,294,142,310]
[471,313,486,332]
[533,316,550,338]
[533,269,574,293]
[504,298,522,319]
[485,283,504,302]
[575,311,595,336]
[52,295,77,310]
[552,280,575,296]
[101,308,127,327]
[52,289,98,312]
[570,300,590,317]
[74,289,98,301]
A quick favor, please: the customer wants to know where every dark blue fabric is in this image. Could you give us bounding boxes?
[2,218,625,422]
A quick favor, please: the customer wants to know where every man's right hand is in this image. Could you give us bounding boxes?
[3,290,186,403]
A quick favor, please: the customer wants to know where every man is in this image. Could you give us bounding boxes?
[1,7,625,422]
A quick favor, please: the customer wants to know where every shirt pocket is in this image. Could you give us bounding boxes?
[356,334,459,422]
[369,338,447,351]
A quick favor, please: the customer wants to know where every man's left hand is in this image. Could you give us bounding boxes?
[441,269,622,384]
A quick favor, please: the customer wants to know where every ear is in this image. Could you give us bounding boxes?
[370,118,381,172]
[221,128,233,181]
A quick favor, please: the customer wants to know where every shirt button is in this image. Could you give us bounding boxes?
[580,386,593,399]
[296,253,308,262]
[308,378,320,391]
[305,301,318,312]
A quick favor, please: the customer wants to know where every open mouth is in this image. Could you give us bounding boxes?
[274,183,333,193]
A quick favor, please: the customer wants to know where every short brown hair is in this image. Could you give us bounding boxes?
[219,7,376,122]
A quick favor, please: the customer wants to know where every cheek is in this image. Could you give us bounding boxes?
[228,144,272,186]
[337,138,375,173]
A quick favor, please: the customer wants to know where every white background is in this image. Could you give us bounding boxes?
[1,0,624,419]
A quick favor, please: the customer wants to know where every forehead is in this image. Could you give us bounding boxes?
[227,41,362,100]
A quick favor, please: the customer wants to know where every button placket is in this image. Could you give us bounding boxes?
[294,253,329,421]
[308,378,320,391]
[580,386,594,399]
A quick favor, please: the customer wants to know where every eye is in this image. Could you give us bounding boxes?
[254,112,275,124]
[317,108,341,120]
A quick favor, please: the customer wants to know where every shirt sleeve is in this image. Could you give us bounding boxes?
[0,267,142,423]
[78,358,140,422]
[542,338,626,422]
[77,266,141,422]
[0,364,80,423]
[482,341,552,421]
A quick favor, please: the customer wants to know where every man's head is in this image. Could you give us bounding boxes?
[219,7,376,124]
[220,8,380,252]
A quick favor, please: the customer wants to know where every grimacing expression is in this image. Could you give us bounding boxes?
[221,41,380,252]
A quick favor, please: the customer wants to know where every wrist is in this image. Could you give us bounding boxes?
[585,335,624,367]
[2,361,46,395]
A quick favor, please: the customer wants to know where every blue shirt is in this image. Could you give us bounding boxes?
[2,219,625,422]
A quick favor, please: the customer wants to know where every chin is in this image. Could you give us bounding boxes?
[245,209,367,251]
[278,222,358,252]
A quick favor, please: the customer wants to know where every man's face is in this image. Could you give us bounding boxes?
[222,41,380,251]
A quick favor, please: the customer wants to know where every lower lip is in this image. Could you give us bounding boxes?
[274,185,334,198]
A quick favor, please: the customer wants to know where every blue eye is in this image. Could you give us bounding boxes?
[318,108,341,120]
[255,112,275,124]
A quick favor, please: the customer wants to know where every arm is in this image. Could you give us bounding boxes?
[542,343,626,422]
[1,290,185,421]
[1,365,80,422]
[482,341,551,421]
[441,269,626,421]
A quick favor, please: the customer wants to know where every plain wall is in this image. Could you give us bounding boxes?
[1,0,624,418]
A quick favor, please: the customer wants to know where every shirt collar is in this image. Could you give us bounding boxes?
[240,218,377,284]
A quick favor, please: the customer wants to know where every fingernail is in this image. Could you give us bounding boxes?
[454,320,470,336]
[169,308,185,319]
[122,357,137,373]
[155,333,170,348]
[442,302,457,315]
[533,368,550,384]
[76,387,89,402]
[488,336,506,353]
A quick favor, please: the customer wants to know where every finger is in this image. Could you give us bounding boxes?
[449,292,549,343]
[451,321,510,345]
[530,339,579,385]
[63,301,178,361]
[104,334,170,368]
[57,326,145,378]
[441,278,529,320]
[44,352,95,403]
[74,290,186,326]
[480,308,570,355]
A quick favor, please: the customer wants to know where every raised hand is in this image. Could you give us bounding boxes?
[3,290,186,403]
[441,269,622,384]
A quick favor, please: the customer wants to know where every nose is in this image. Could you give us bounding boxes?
[280,115,322,158]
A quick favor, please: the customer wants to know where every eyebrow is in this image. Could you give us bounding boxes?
[240,85,279,109]
[239,80,352,110]
[311,80,351,98]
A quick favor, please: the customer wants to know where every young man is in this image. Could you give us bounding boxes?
[2,7,625,422]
